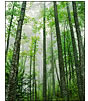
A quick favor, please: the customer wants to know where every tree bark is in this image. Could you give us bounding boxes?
[64,24,68,87]
[33,40,37,101]
[43,2,47,101]
[30,55,32,101]
[51,30,55,97]
[54,1,67,100]
[8,2,26,101]
[64,24,69,101]
[72,2,85,100]
[66,2,84,101]
[66,24,75,84]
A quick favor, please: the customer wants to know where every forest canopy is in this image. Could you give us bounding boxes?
[5,1,85,101]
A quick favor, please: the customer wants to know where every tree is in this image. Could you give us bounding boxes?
[5,1,85,101]
[50,29,55,97]
[5,2,15,61]
[43,2,47,101]
[54,1,67,100]
[66,2,84,101]
[63,23,69,100]
[33,40,37,101]
[8,2,26,100]
[29,54,32,101]
[54,59,60,87]
[72,1,85,99]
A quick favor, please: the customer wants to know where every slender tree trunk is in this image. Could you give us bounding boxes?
[43,2,47,101]
[66,24,75,84]
[54,2,67,100]
[50,75,52,100]
[70,55,74,83]
[67,39,72,98]
[30,55,32,101]
[37,76,40,100]
[8,2,26,101]
[64,24,69,101]
[51,30,55,97]
[48,77,52,101]
[54,59,60,87]
[33,40,37,101]
[48,80,50,100]
[72,2,85,100]
[64,24,68,86]
[67,42,71,84]
[35,77,37,101]
[5,2,14,61]
[66,2,83,101]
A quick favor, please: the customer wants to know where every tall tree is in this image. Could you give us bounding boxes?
[51,30,55,97]
[63,23,68,87]
[8,2,26,101]
[72,1,85,99]
[5,2,15,61]
[66,24,74,84]
[33,40,37,101]
[63,24,69,101]
[66,2,84,101]
[43,2,47,101]
[29,55,32,101]
[54,1,67,100]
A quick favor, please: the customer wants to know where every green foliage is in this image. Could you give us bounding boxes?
[5,1,85,101]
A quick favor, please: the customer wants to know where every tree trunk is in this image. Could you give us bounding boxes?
[48,80,50,100]
[67,41,71,84]
[66,2,83,101]
[72,2,85,100]
[43,2,47,101]
[54,1,67,100]
[66,24,75,84]
[8,2,26,101]
[33,40,37,101]
[34,42,37,101]
[54,59,60,87]
[30,55,32,101]
[35,77,37,101]
[51,30,55,97]
[64,24,69,101]
[5,2,14,61]
[64,24,68,87]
